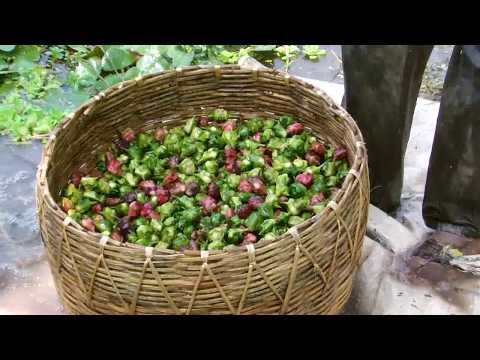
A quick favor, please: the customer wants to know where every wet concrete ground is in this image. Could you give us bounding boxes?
[0,137,43,270]
[0,45,458,314]
[0,137,63,314]
[276,45,454,101]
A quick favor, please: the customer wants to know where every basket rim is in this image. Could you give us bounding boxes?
[37,64,367,258]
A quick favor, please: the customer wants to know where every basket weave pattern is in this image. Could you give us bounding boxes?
[36,65,369,315]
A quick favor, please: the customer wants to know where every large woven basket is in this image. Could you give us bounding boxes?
[35,65,369,315]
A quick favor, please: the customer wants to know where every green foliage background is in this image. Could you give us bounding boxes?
[0,45,326,143]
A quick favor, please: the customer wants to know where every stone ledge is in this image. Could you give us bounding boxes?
[367,205,421,255]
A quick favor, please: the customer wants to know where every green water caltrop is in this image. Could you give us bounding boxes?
[59,108,350,251]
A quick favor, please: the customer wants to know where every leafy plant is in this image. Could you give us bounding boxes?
[0,93,66,142]
[69,58,102,89]
[252,45,276,52]
[17,66,61,99]
[67,45,91,55]
[1,45,41,74]
[275,45,300,72]
[0,44,328,143]
[217,50,240,64]
[48,46,67,62]
[136,54,165,75]
[302,45,327,61]
[101,47,136,72]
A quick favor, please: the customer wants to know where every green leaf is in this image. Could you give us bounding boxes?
[165,45,179,58]
[95,73,124,91]
[85,45,105,59]
[0,93,66,142]
[0,45,16,52]
[8,45,41,72]
[14,45,40,61]
[42,87,90,112]
[275,45,300,59]
[118,45,163,56]
[147,45,172,57]
[171,51,194,67]
[253,45,276,52]
[217,50,239,64]
[67,45,89,52]
[0,104,16,131]
[136,54,165,75]
[275,45,300,72]
[0,58,7,70]
[123,66,140,81]
[74,57,101,87]
[163,46,194,67]
[303,45,327,61]
[0,79,16,99]
[101,47,135,72]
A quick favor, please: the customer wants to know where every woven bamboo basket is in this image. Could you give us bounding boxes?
[35,65,369,315]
